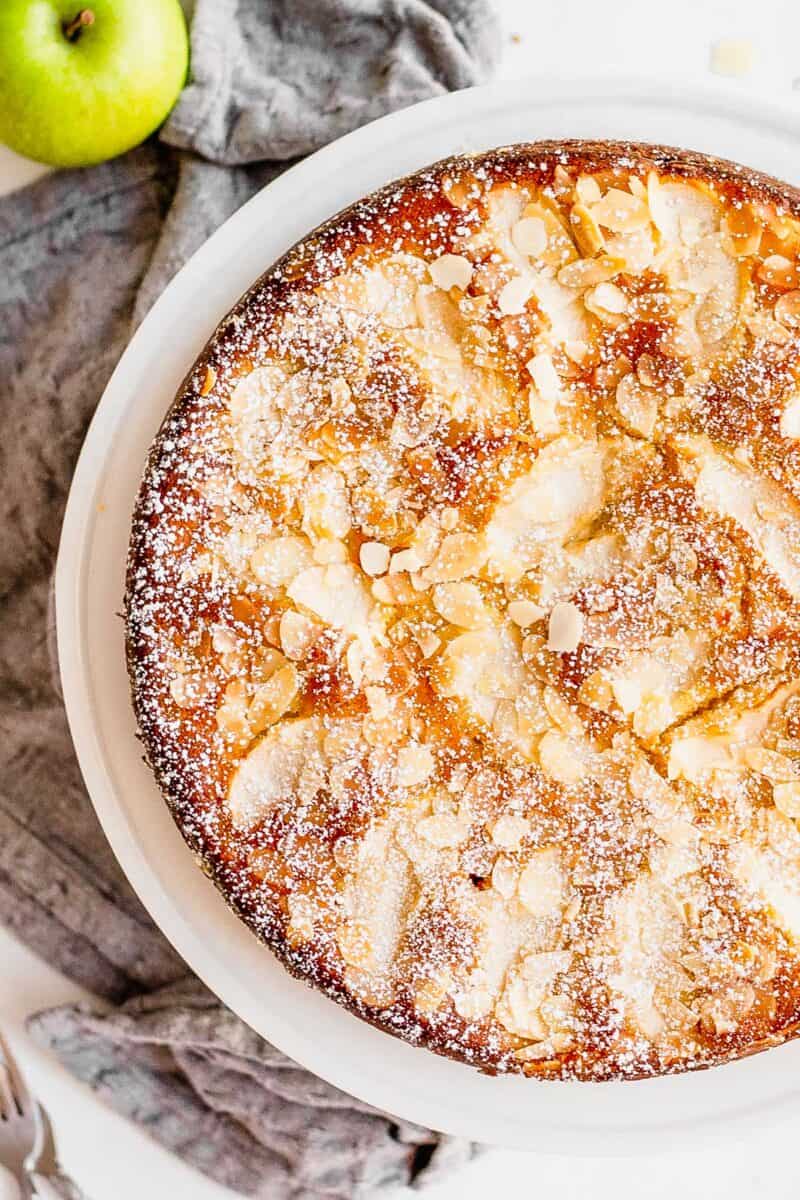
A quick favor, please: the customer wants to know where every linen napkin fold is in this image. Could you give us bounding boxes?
[0,1,501,1195]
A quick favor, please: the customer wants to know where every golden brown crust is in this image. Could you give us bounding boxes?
[127,140,800,1079]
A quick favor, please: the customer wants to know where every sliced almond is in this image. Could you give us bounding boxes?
[586,281,628,315]
[616,372,658,438]
[538,730,586,784]
[498,276,532,315]
[423,531,485,583]
[429,254,473,292]
[779,394,800,439]
[511,216,548,258]
[773,781,800,818]
[492,855,518,898]
[396,742,435,787]
[758,254,797,291]
[418,812,464,848]
[359,541,390,576]
[248,664,300,733]
[492,814,531,850]
[518,848,564,918]
[575,175,602,206]
[507,599,544,627]
[526,352,562,401]
[775,290,800,329]
[546,602,584,652]
[569,203,604,256]
[558,254,623,290]
[279,610,321,660]
[432,580,489,628]
[589,188,649,234]
[251,536,313,588]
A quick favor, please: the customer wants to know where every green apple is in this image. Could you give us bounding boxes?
[0,0,189,167]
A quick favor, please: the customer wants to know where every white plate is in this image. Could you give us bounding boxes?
[57,76,800,1154]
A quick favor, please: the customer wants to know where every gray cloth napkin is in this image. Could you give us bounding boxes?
[0,1,501,1196]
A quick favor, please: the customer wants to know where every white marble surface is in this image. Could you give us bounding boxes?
[3,0,800,1196]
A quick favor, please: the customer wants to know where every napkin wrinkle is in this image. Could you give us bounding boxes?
[0,0,501,1195]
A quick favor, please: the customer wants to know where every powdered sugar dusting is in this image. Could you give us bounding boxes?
[126,141,800,1080]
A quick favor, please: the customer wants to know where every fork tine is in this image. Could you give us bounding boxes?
[0,1060,14,1122]
[0,1033,33,1116]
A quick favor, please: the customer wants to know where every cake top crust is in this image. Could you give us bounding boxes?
[127,141,800,1080]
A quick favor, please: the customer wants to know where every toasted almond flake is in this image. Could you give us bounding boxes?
[542,686,583,737]
[518,848,564,918]
[526,352,562,400]
[569,203,605,256]
[492,694,516,738]
[345,639,365,688]
[527,384,559,436]
[200,365,216,396]
[492,814,531,850]
[589,188,649,233]
[423,531,485,583]
[288,563,373,634]
[491,855,518,898]
[365,685,391,721]
[746,312,791,345]
[546,602,584,652]
[251,536,313,587]
[359,541,390,576]
[279,610,321,660]
[301,464,352,540]
[418,812,464,848]
[775,290,800,329]
[699,983,755,1034]
[417,630,442,659]
[507,599,544,627]
[415,979,447,1014]
[588,281,628,314]
[779,394,800,439]
[773,781,800,818]
[575,175,602,206]
[396,742,435,787]
[312,537,348,564]
[616,372,658,438]
[248,664,300,732]
[565,339,589,363]
[511,216,548,257]
[211,624,238,654]
[758,254,797,290]
[538,730,586,784]
[742,746,796,782]
[558,253,623,290]
[429,253,473,291]
[498,276,532,315]
[432,580,489,628]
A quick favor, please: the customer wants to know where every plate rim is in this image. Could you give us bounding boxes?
[56,74,800,1153]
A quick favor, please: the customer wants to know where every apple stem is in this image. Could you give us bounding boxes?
[62,9,95,42]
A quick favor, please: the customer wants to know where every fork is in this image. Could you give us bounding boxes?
[0,1034,81,1199]
[0,1034,35,1199]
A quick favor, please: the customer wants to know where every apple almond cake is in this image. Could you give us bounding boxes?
[126,141,800,1080]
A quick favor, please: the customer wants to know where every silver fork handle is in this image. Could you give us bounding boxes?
[0,1163,24,1200]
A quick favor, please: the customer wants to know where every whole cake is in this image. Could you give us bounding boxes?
[127,141,800,1080]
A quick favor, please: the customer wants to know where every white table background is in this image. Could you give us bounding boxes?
[3,0,800,1195]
